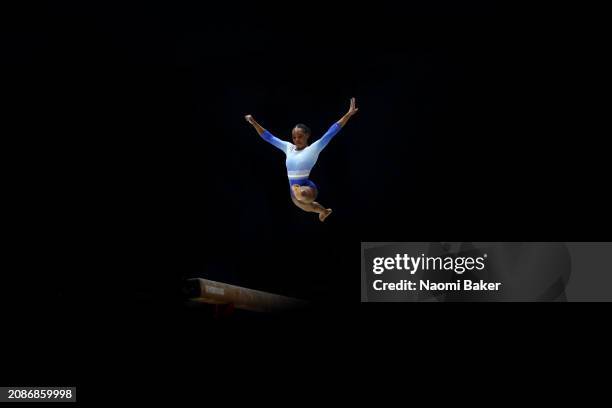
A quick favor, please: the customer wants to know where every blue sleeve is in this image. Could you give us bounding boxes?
[310,122,342,153]
[260,130,289,153]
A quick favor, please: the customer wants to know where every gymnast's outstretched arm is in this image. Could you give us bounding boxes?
[311,97,359,152]
[245,114,289,153]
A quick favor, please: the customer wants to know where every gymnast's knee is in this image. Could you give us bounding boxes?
[298,187,316,203]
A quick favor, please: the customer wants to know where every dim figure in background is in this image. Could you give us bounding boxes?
[245,98,358,222]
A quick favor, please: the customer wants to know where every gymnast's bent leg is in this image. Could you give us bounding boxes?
[290,182,333,222]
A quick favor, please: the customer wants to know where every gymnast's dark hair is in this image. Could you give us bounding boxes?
[294,123,311,136]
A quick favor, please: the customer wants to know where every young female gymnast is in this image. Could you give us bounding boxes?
[245,97,358,222]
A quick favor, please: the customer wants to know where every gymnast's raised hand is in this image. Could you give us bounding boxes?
[245,98,358,222]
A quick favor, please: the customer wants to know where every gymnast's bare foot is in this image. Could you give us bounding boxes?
[319,208,333,222]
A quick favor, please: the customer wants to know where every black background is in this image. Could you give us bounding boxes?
[2,0,608,396]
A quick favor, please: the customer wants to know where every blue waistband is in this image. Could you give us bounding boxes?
[288,178,318,191]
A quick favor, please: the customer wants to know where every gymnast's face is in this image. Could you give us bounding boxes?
[292,127,310,150]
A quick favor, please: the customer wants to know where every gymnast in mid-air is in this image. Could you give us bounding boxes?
[245,97,358,222]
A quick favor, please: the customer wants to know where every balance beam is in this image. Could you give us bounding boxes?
[185,278,307,313]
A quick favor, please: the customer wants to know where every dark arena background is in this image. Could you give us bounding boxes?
[3,0,608,393]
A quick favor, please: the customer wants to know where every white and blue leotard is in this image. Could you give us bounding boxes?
[260,122,342,197]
